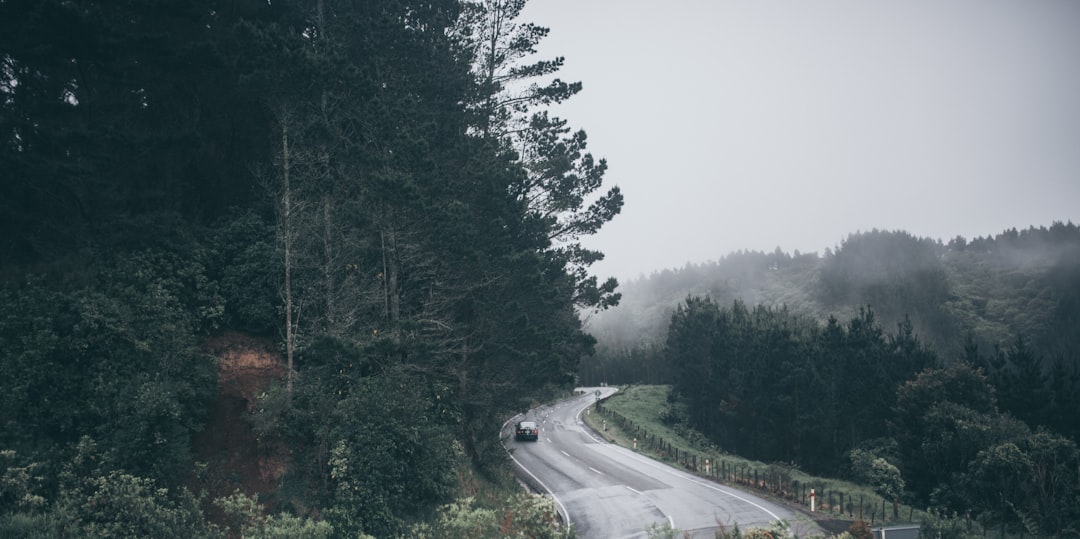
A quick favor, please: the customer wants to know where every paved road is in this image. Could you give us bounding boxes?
[506,387,820,539]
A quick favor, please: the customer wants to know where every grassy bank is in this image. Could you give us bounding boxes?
[582,385,928,531]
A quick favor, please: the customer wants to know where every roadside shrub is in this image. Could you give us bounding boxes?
[215,491,332,539]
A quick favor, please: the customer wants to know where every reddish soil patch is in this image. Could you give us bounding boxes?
[190,332,290,508]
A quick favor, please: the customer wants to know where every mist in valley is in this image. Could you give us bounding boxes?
[584,222,1080,364]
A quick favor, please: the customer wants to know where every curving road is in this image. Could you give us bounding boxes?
[506,387,820,539]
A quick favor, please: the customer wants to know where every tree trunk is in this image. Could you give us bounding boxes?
[322,196,335,332]
[380,219,401,325]
[279,110,297,404]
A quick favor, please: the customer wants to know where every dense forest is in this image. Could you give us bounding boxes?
[0,1,621,537]
[583,226,1080,536]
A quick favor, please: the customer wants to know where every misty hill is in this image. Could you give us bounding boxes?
[585,222,1080,362]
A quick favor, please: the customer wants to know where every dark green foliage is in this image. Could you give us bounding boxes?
[320,370,461,537]
[210,210,279,335]
[580,343,670,386]
[663,289,1080,531]
[0,437,224,539]
[955,430,1080,537]
[591,224,1080,526]
[0,0,258,264]
[891,363,1020,500]
[666,298,932,472]
[848,448,904,500]
[0,250,218,487]
[215,491,333,539]
[985,335,1048,427]
[2,0,609,534]
[52,444,221,539]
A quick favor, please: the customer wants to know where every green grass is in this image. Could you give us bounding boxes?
[583,385,931,531]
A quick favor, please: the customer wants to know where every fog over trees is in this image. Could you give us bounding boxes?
[587,225,1080,360]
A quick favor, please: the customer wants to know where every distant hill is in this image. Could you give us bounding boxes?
[584,222,1080,362]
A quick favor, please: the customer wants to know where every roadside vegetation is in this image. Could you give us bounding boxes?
[402,464,573,539]
[584,386,924,522]
[587,385,1075,539]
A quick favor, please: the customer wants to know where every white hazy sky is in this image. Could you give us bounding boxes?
[520,0,1080,281]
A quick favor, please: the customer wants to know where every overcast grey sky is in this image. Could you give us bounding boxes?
[520,0,1080,281]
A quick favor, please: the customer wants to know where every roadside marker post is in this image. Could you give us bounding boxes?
[811,488,816,512]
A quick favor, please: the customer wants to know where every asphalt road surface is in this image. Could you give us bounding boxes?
[506,387,821,539]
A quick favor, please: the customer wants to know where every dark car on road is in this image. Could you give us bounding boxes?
[515,421,538,441]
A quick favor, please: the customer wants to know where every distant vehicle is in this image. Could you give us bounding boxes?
[515,421,539,441]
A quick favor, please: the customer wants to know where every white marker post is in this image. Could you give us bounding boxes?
[811,488,816,512]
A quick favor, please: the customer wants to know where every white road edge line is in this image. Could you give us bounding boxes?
[610,445,783,522]
[571,388,783,524]
[501,415,571,527]
[575,395,611,445]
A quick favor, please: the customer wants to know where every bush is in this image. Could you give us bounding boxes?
[215,491,333,539]
[323,371,461,537]
[920,509,981,539]
[55,471,219,538]
[0,512,65,539]
[848,449,905,500]
[846,520,873,539]
[407,494,568,539]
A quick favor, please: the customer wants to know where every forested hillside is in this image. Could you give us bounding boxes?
[586,225,1080,365]
[583,225,1080,536]
[0,1,620,537]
